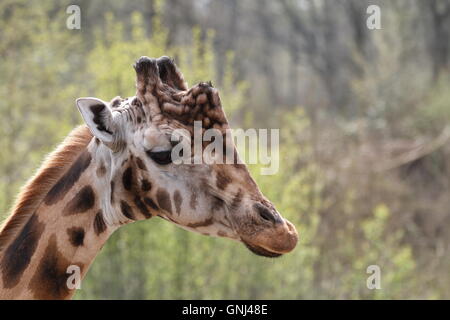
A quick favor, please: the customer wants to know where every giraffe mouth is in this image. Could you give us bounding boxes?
[243,241,283,258]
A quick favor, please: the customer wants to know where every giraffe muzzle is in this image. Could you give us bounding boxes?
[241,215,298,258]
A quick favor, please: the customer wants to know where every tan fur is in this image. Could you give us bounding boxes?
[0,126,93,254]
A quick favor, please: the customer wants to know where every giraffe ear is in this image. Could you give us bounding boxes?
[76,97,116,146]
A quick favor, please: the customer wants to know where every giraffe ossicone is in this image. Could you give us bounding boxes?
[0,56,298,299]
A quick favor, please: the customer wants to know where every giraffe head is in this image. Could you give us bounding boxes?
[76,56,297,257]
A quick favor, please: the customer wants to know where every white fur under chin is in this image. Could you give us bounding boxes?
[88,139,129,227]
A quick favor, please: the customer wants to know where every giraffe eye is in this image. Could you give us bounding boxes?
[146,150,172,165]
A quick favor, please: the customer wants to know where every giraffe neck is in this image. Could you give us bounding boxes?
[0,136,118,299]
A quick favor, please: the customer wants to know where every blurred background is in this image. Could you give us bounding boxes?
[1,0,450,299]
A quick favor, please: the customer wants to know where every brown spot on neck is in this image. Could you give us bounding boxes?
[120,200,135,220]
[156,189,172,214]
[93,210,107,235]
[134,196,152,219]
[62,185,95,216]
[67,227,85,247]
[122,167,133,191]
[44,150,92,206]
[96,162,107,177]
[110,181,115,203]
[29,234,83,299]
[0,214,45,288]
[144,197,159,210]
[141,179,152,192]
[173,190,182,215]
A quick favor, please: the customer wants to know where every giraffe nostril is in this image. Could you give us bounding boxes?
[260,209,274,222]
[253,203,279,224]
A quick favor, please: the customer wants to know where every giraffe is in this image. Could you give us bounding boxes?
[0,56,298,299]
